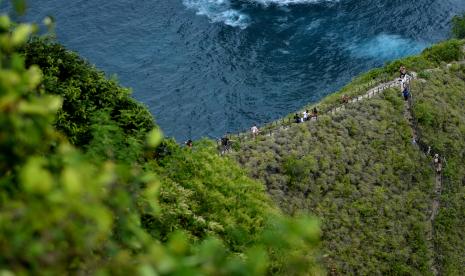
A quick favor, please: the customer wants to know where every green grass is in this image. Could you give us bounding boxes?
[233,40,465,274]
[411,65,465,274]
[233,88,435,274]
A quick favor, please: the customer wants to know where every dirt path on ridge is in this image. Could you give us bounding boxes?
[403,84,443,276]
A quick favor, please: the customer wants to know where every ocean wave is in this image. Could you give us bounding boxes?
[183,0,338,29]
[348,34,428,60]
[252,0,339,6]
[183,0,250,29]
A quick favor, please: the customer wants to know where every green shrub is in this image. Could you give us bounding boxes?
[414,102,436,127]
[383,39,464,77]
[418,70,432,79]
[384,55,432,76]
[21,39,155,148]
[283,155,312,188]
[422,39,464,64]
[451,13,465,39]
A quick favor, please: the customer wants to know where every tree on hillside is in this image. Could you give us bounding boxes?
[452,13,465,39]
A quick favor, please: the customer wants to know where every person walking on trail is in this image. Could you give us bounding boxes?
[341,94,350,104]
[399,65,407,79]
[220,136,230,155]
[185,139,193,148]
[399,66,411,93]
[436,158,442,174]
[433,154,442,173]
[312,107,318,120]
[251,124,260,138]
[402,87,410,101]
[434,154,439,164]
[294,113,301,123]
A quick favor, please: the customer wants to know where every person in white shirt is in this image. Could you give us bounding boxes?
[302,110,308,122]
[399,65,412,91]
[433,154,439,165]
[251,124,259,138]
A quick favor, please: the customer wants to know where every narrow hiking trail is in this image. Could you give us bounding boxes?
[219,76,402,153]
[402,79,443,276]
[319,72,445,276]
[230,77,402,142]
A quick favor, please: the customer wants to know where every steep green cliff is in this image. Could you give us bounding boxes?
[233,40,465,274]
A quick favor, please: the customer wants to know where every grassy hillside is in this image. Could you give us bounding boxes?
[234,88,434,274]
[411,65,465,275]
[233,41,465,274]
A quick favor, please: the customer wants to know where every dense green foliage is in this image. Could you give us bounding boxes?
[0,17,322,275]
[411,65,465,274]
[233,41,465,274]
[452,13,465,39]
[22,39,155,157]
[422,40,464,64]
[234,90,434,274]
[146,139,274,246]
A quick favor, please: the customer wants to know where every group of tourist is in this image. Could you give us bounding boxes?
[294,107,319,123]
[247,106,319,141]
[249,107,317,139]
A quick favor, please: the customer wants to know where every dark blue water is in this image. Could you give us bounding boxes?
[3,0,465,141]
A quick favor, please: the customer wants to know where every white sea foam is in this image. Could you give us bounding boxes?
[252,0,339,6]
[306,19,322,31]
[183,0,250,29]
[348,34,428,60]
[183,0,337,29]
